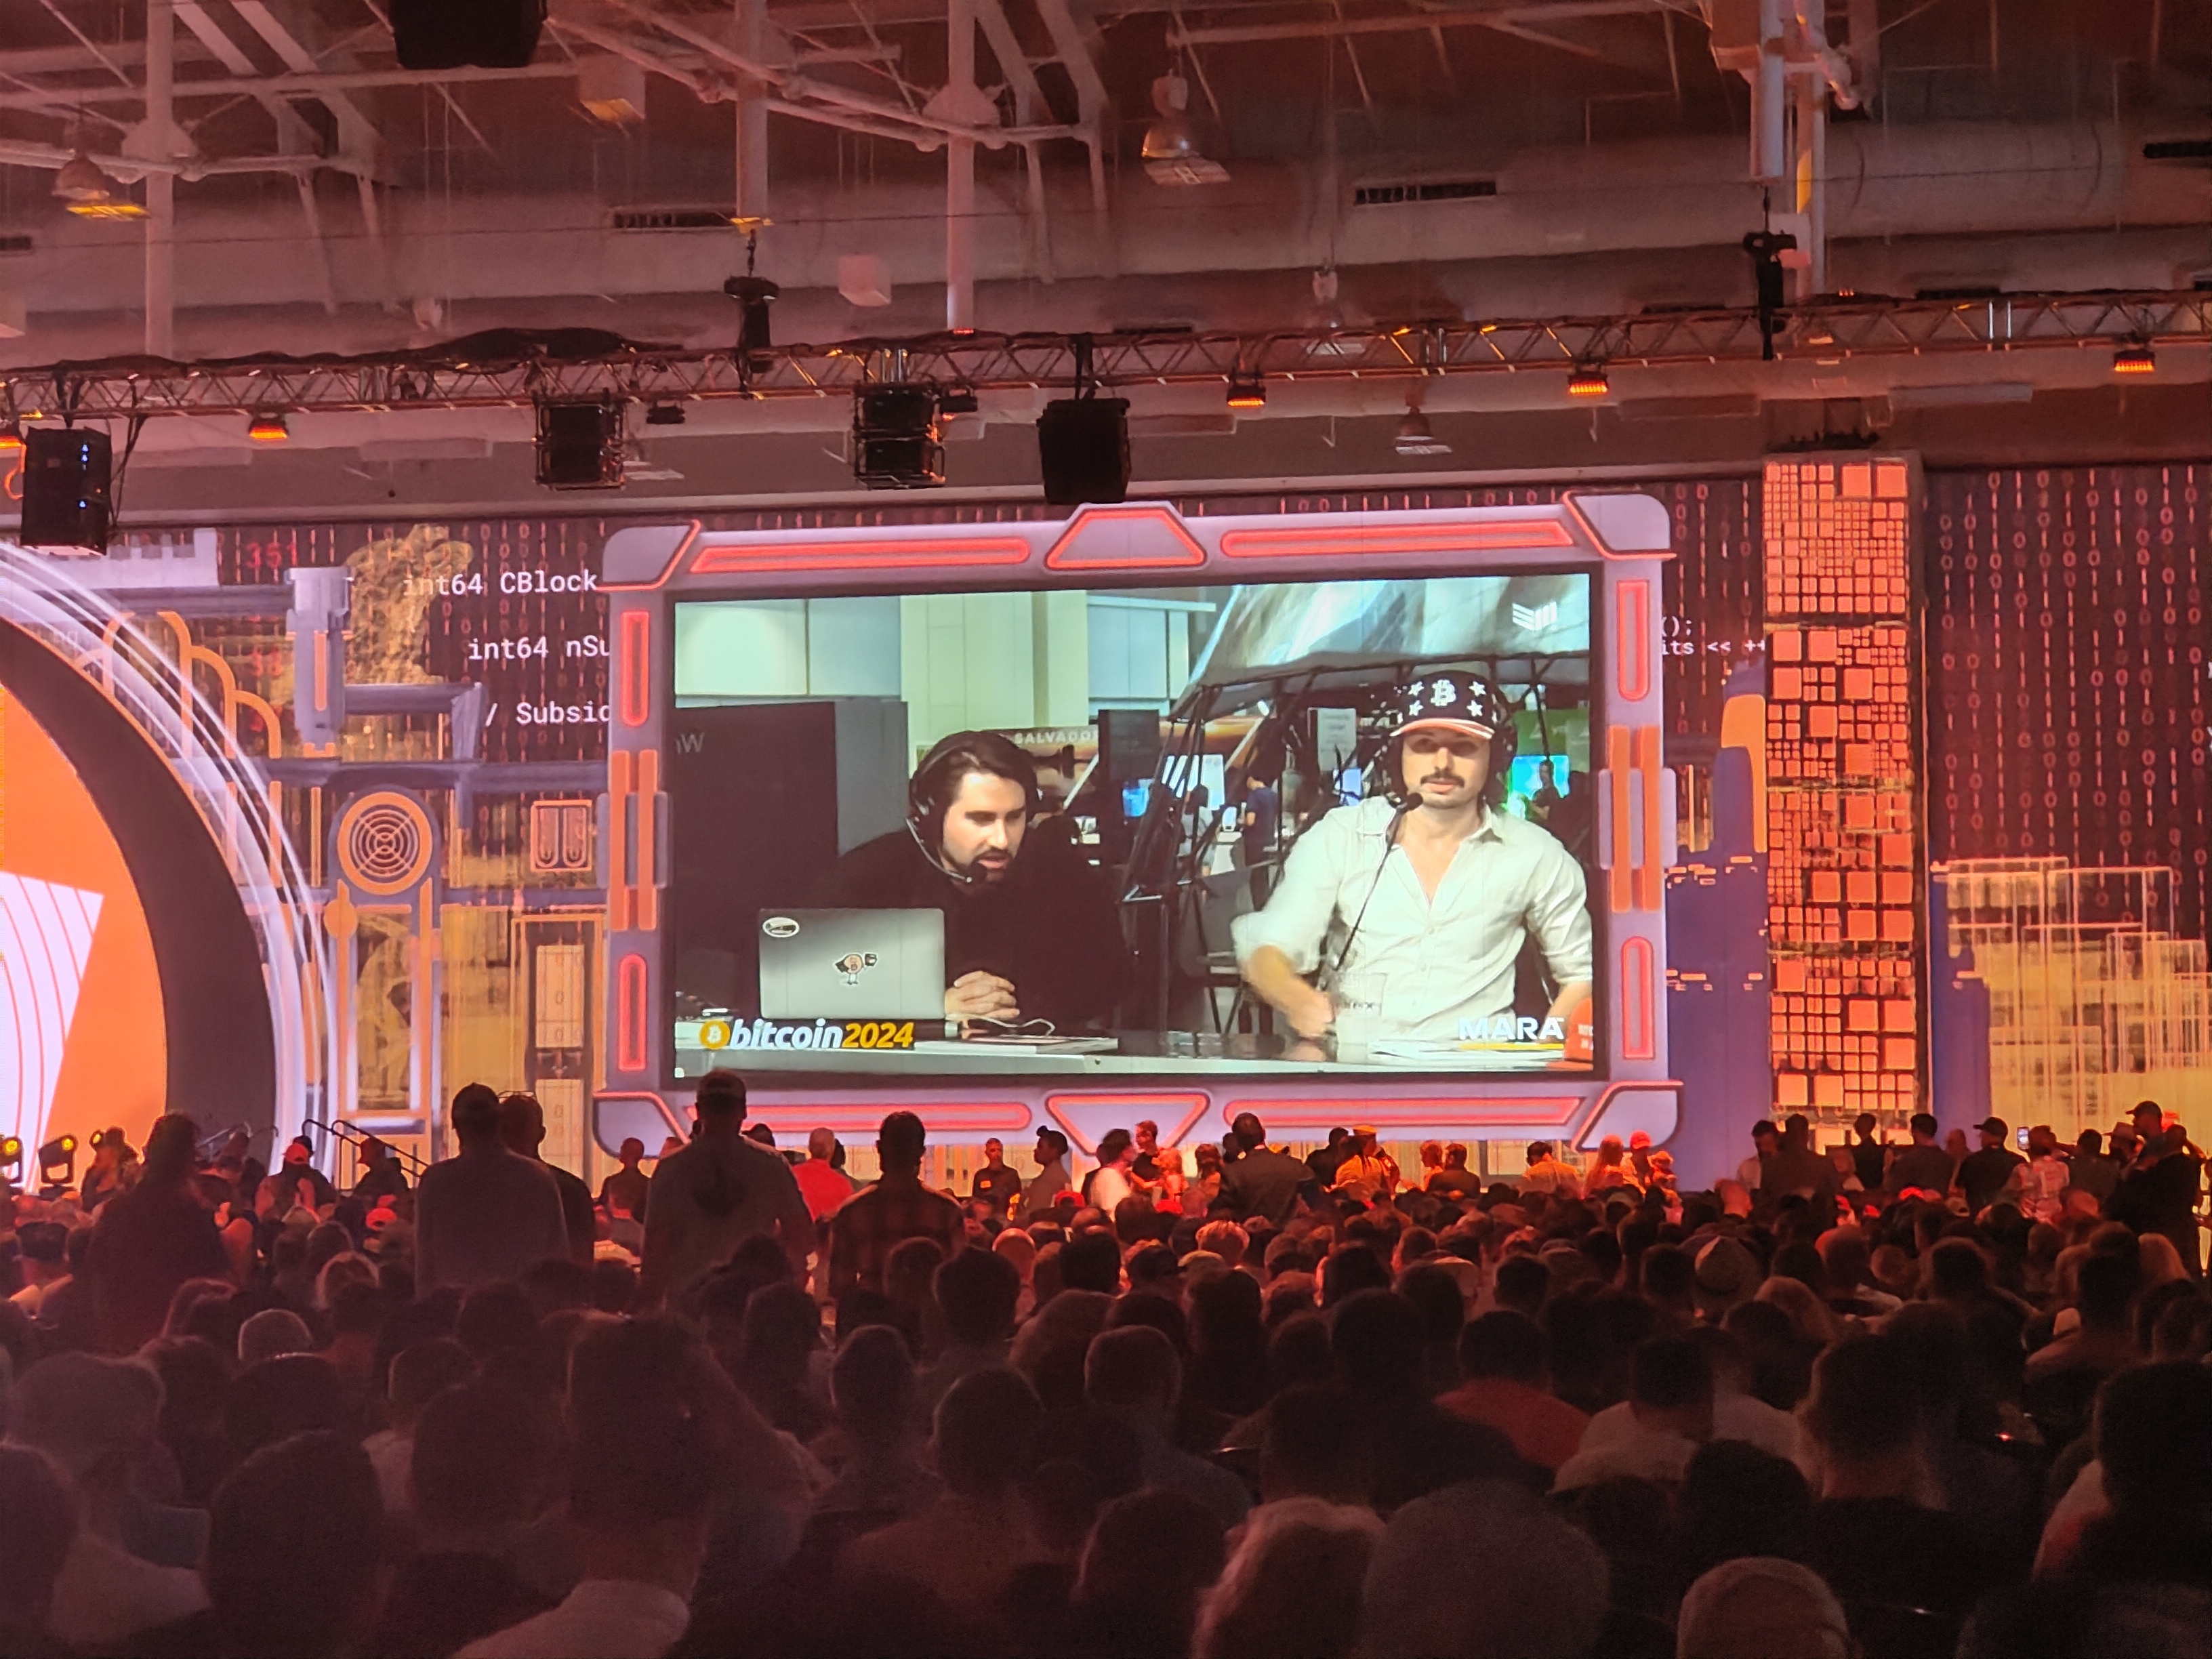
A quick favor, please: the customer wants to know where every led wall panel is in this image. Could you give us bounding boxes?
[1763,457,1924,1122]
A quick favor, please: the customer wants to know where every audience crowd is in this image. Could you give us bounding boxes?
[1,1078,2205,1659]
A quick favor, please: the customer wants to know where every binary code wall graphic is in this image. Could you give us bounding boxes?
[1926,466,2211,947]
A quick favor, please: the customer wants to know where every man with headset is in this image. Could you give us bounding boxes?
[808,729,1131,1030]
[1231,670,1592,1046]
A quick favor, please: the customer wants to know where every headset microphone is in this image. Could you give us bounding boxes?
[907,817,981,885]
[1325,792,1422,990]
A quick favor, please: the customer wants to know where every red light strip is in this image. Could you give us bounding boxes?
[1616,579,1651,701]
[618,609,653,729]
[615,953,649,1073]
[1217,520,1575,558]
[1621,935,1656,1059]
[1224,1097,1584,1128]
[689,536,1033,575]
[750,1103,1035,1134]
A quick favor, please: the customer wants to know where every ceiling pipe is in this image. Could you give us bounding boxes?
[144,0,176,358]
[734,0,769,225]
[944,0,977,331]
[546,14,723,100]
[1029,0,1111,218]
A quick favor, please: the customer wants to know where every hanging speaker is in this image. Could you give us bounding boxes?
[390,0,546,69]
[19,427,111,552]
[535,399,626,490]
[1037,397,1130,506]
[852,387,944,489]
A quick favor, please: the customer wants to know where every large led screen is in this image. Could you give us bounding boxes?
[663,570,1602,1080]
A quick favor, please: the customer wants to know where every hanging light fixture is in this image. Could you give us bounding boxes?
[52,150,143,218]
[1394,405,1451,457]
[247,411,291,443]
[1225,371,1265,409]
[2112,344,2156,376]
[0,419,24,454]
[1567,364,1611,398]
[1143,73,1228,186]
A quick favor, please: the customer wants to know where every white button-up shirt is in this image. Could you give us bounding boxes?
[1230,796,1593,1040]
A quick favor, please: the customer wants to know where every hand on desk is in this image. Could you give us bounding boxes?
[1284,984,1336,1040]
[947,970,1021,1022]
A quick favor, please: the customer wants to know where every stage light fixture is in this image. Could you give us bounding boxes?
[247,411,290,443]
[20,426,112,551]
[1225,373,1265,410]
[936,388,979,416]
[535,398,628,490]
[1394,407,1451,457]
[0,1134,21,1180]
[1567,365,1611,398]
[852,386,945,489]
[2112,344,2156,375]
[38,1134,77,1193]
[1142,73,1229,186]
[0,419,22,453]
[644,401,687,426]
[724,272,780,361]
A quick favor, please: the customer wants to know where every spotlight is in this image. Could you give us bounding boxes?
[535,398,627,490]
[1143,73,1229,186]
[1225,373,1265,410]
[936,388,979,416]
[247,411,290,443]
[0,1134,21,1186]
[0,420,22,454]
[2112,344,2156,375]
[644,401,687,426]
[38,1134,77,1194]
[1567,365,1611,398]
[853,386,944,489]
[1394,407,1450,457]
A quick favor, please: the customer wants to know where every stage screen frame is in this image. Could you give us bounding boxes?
[597,497,1676,1156]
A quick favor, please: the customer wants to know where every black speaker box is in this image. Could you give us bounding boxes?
[535,400,625,490]
[853,387,944,489]
[1037,396,1130,506]
[20,428,111,550]
[390,0,546,69]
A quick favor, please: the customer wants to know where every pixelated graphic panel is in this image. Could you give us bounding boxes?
[1763,458,1924,1122]
[1926,466,2210,948]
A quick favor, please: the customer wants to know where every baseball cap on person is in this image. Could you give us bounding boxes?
[1975,1117,2009,1139]
[1693,1236,1760,1315]
[1391,670,1509,741]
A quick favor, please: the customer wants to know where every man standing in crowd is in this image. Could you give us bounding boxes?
[351,1135,411,1208]
[1882,1111,1955,1197]
[255,1136,338,1218]
[1425,1142,1483,1202]
[1956,1116,2026,1215]
[1736,1120,1780,1192]
[597,1136,651,1221]
[498,1092,595,1265]
[1307,1126,1355,1191]
[1521,1140,1582,1198]
[1086,1128,1139,1216]
[1329,1127,1400,1206]
[829,1109,964,1297]
[795,1128,855,1223]
[2014,1124,2070,1224]
[2067,1128,2122,1205]
[1023,1127,1073,1218]
[641,1070,812,1302]
[1848,1111,1888,1191]
[414,1084,570,1295]
[969,1136,1021,1219]
[83,1114,230,1353]
[1217,1111,1313,1224]
[2110,1100,2205,1275]
[1761,1114,1838,1216]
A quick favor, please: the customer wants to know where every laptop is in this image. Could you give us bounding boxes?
[757,908,947,1020]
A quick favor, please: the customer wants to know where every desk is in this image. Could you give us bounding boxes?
[670,1029,1581,1080]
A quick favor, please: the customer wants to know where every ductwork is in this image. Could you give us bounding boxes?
[0,119,2199,361]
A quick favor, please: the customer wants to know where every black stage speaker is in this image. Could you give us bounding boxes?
[853,387,944,489]
[535,399,625,490]
[390,0,546,69]
[20,428,111,550]
[1037,396,1130,506]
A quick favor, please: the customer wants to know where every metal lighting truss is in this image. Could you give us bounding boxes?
[3,291,2203,422]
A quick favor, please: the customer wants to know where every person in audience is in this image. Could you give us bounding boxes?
[84,1114,232,1355]
[1361,1479,1610,1659]
[375,1380,554,1657]
[598,1137,652,1221]
[1883,1111,1956,1197]
[1675,1556,1851,1659]
[497,1092,596,1266]
[7,1352,210,1650]
[1216,1113,1313,1225]
[1084,1324,1251,1528]
[1023,1127,1075,1220]
[1553,1334,1714,1492]
[641,1071,813,1303]
[195,1430,384,1658]
[0,1444,75,1656]
[414,1084,571,1294]
[829,1111,965,1298]
[1439,1310,1591,1473]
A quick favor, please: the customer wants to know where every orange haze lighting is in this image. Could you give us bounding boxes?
[1567,365,1610,397]
[0,421,22,453]
[247,412,291,442]
[2111,345,2156,375]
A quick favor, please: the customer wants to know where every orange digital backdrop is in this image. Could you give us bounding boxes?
[0,689,169,1155]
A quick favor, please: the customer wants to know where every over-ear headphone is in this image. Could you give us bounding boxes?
[906,730,1043,882]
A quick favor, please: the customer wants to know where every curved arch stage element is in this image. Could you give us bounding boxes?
[0,541,327,1149]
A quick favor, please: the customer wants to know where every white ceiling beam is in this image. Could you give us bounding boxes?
[230,0,382,161]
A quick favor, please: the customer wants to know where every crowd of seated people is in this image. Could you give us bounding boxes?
[0,1075,2204,1659]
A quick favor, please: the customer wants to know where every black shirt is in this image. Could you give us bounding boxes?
[1886,1143,1956,1197]
[807,821,1130,1031]
[971,1162,1023,1216]
[1957,1146,2025,1212]
[1221,1147,1313,1225]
